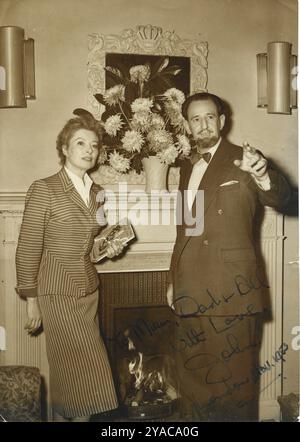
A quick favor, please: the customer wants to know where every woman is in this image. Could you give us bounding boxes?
[15,114,124,422]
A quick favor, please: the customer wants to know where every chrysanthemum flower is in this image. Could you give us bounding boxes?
[177,134,191,157]
[103,85,125,106]
[149,114,165,130]
[165,101,185,129]
[121,130,144,152]
[131,112,151,132]
[147,129,173,153]
[129,64,151,84]
[163,88,185,105]
[131,98,153,114]
[157,144,180,165]
[104,115,124,137]
[109,151,130,173]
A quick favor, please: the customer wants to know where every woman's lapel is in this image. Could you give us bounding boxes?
[58,168,94,217]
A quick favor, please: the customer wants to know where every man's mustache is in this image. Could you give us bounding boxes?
[198,129,213,136]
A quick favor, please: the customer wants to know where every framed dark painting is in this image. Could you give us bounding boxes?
[105,52,190,98]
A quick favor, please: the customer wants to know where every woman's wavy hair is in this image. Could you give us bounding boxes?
[56,110,104,165]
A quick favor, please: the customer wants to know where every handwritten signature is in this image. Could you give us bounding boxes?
[182,342,289,419]
[252,342,289,383]
[171,271,269,318]
[104,316,176,350]
[170,326,206,353]
[209,304,256,334]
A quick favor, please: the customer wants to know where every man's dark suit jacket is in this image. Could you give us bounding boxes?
[169,139,291,317]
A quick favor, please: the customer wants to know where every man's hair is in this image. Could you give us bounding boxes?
[182,92,225,120]
[56,116,103,165]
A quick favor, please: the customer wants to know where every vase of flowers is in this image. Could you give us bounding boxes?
[93,57,192,192]
[141,156,169,193]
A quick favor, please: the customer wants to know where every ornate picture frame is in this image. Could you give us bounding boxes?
[87,24,208,185]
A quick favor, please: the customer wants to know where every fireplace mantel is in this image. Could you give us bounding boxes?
[95,191,177,273]
[95,194,284,274]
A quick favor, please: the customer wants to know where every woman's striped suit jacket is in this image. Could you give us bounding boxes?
[16,168,105,298]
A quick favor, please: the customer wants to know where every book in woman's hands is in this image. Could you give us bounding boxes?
[91,218,135,263]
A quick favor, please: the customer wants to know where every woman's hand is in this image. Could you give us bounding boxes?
[25,297,42,334]
[106,239,126,259]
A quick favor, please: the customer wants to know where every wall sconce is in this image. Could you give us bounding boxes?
[257,41,297,114]
[0,26,35,108]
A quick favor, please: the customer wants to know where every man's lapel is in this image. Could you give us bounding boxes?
[197,139,235,214]
[175,139,236,260]
[175,159,193,240]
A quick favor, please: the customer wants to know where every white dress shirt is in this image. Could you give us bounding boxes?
[187,139,222,210]
[64,166,93,207]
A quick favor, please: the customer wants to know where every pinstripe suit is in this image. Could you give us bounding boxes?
[15,167,118,417]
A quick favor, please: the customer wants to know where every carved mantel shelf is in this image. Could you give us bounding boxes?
[92,191,284,274]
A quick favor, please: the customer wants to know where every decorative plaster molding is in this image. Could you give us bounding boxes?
[0,192,25,205]
[88,24,208,119]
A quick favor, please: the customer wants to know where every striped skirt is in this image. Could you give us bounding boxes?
[38,291,118,418]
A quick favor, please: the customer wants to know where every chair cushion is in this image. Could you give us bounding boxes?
[0,365,41,422]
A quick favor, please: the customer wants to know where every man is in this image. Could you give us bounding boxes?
[167,92,290,421]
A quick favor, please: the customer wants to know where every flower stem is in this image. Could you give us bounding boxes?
[139,82,144,98]
[118,102,132,129]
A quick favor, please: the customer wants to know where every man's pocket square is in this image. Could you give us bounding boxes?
[220,180,239,187]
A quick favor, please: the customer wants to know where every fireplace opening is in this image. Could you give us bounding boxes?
[106,305,179,419]
[99,271,180,420]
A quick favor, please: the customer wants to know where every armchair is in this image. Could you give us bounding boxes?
[0,365,41,422]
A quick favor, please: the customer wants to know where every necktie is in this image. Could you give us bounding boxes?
[190,151,212,165]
